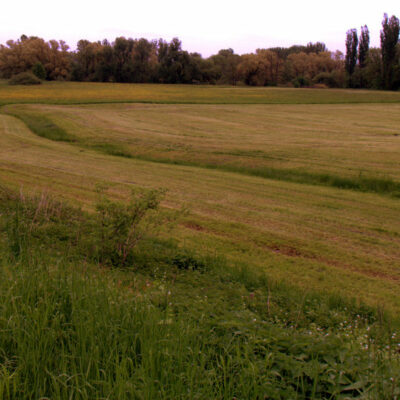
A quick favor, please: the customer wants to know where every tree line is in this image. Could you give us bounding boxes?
[0,14,399,89]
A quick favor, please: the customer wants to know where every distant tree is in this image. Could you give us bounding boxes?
[306,42,327,54]
[131,38,157,82]
[285,51,339,86]
[351,25,370,88]
[94,42,115,82]
[237,50,284,86]
[358,25,370,68]
[71,40,97,81]
[0,36,71,80]
[190,54,216,83]
[32,61,46,80]
[210,49,240,85]
[363,47,383,89]
[345,29,358,76]
[256,49,283,85]
[237,53,263,85]
[345,29,358,86]
[113,37,135,82]
[394,42,400,90]
[156,38,194,83]
[380,13,400,90]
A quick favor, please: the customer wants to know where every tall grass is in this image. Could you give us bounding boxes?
[0,186,399,399]
[1,259,399,399]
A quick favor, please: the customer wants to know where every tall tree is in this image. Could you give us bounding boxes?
[345,29,358,77]
[210,49,240,85]
[113,37,135,82]
[306,42,327,54]
[380,13,400,90]
[358,25,370,68]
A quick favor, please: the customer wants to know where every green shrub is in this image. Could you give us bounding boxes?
[8,72,42,85]
[292,76,310,88]
[32,62,47,80]
[0,185,172,268]
[313,72,341,88]
[92,187,169,266]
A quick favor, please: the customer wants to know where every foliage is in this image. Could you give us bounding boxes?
[0,185,172,268]
[31,62,46,80]
[345,28,358,86]
[313,71,343,88]
[8,72,41,85]
[238,49,282,86]
[94,187,168,266]
[292,76,309,88]
[358,25,370,68]
[0,36,69,80]
[0,13,398,90]
[209,48,240,85]
[364,47,383,89]
[381,14,400,90]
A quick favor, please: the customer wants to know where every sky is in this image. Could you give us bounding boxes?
[0,0,399,56]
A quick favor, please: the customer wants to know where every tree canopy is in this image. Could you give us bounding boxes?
[1,13,399,90]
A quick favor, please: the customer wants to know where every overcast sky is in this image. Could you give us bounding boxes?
[0,0,399,56]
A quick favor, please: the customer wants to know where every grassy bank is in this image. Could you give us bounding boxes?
[0,187,399,399]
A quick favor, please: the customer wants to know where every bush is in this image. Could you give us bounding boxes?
[0,185,174,267]
[93,187,169,267]
[313,72,341,88]
[8,71,42,85]
[32,62,47,80]
[292,76,309,88]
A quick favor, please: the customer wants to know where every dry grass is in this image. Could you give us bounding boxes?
[8,103,400,183]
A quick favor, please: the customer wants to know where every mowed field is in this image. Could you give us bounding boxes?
[1,83,400,315]
[1,79,400,105]
[6,102,400,182]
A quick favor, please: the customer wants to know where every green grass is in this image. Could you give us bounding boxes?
[3,259,398,399]
[0,111,399,315]
[4,110,76,142]
[1,80,400,106]
[0,188,399,399]
[0,83,400,398]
